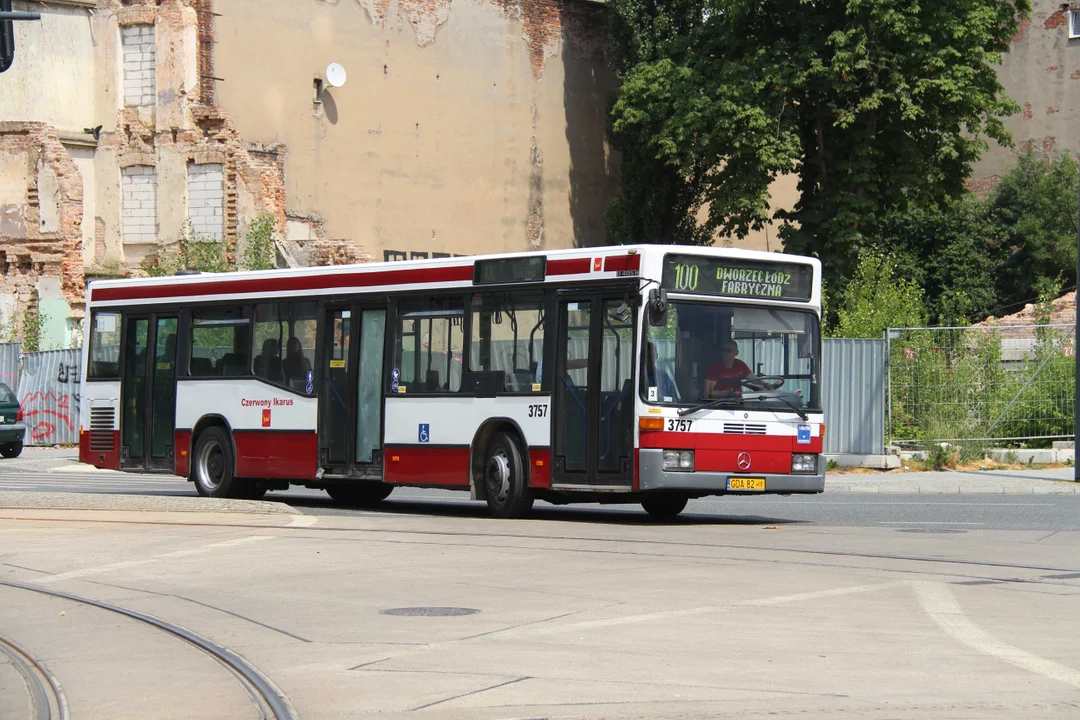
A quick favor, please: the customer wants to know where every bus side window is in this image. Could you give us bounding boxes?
[88,311,121,379]
[468,293,544,393]
[395,298,464,394]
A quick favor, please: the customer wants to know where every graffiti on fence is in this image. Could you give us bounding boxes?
[17,349,82,446]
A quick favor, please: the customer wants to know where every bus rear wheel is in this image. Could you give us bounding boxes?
[484,432,533,519]
[326,483,393,506]
[641,493,688,520]
[192,427,241,498]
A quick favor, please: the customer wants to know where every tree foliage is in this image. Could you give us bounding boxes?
[878,150,1079,325]
[986,150,1079,310]
[833,249,926,338]
[607,0,1029,286]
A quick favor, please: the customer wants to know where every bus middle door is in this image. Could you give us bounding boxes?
[318,305,386,477]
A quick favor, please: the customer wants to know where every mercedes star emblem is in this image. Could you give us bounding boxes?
[737,452,752,471]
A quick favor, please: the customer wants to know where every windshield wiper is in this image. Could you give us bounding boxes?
[678,398,742,417]
[748,394,808,420]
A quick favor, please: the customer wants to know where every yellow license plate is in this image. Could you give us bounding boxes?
[727,477,766,491]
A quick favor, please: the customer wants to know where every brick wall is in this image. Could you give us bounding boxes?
[187,163,224,240]
[121,166,158,243]
[122,24,156,107]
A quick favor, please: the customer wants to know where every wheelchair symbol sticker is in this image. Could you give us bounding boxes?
[418,423,430,443]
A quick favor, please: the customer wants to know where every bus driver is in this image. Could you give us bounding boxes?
[704,340,782,398]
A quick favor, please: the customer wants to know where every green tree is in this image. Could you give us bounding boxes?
[834,250,926,337]
[986,150,1079,310]
[607,0,1029,285]
[882,196,1002,325]
[605,0,710,245]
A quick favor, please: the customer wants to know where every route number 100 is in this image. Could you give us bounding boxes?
[672,263,699,291]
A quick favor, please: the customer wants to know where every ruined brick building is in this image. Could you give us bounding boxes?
[0,0,1077,345]
[967,0,1080,194]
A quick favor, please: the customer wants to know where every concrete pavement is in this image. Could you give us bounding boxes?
[828,467,1080,494]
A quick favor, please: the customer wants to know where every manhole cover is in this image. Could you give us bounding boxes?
[897,528,966,534]
[380,607,480,617]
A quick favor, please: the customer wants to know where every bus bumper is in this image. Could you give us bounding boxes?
[638,449,825,494]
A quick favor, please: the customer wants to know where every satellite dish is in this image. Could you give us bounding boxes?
[325,63,347,88]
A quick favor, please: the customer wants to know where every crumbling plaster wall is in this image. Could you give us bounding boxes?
[214,0,619,260]
[970,0,1080,192]
[80,1,295,270]
[0,123,87,335]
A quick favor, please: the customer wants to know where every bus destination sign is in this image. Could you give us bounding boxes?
[662,254,813,301]
[474,256,546,285]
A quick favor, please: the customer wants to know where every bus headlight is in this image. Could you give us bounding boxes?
[663,450,694,471]
[792,454,817,474]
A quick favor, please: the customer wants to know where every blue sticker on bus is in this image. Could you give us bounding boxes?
[305,382,313,394]
[797,424,811,444]
[391,379,399,393]
[418,424,430,443]
[392,368,400,380]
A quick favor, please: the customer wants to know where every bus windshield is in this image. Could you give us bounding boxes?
[642,301,821,412]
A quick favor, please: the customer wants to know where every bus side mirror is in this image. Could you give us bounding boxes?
[648,288,667,326]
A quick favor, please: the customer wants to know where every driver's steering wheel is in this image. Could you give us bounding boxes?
[742,376,784,390]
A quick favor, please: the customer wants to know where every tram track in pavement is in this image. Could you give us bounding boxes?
[0,631,68,720]
[0,579,297,720]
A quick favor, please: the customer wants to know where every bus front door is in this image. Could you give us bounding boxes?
[551,295,634,487]
[319,306,386,477]
[120,314,179,472]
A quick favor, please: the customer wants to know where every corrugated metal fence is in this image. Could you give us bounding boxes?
[16,348,82,446]
[822,338,885,455]
[0,343,20,393]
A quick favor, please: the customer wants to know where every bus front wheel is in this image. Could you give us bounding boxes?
[641,493,688,520]
[192,427,241,498]
[484,433,533,519]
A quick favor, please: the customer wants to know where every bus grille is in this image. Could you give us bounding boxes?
[723,423,767,435]
[89,407,116,451]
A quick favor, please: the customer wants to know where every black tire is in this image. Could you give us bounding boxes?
[192,427,241,498]
[325,483,393,506]
[0,442,22,459]
[484,432,533,519]
[641,493,688,520]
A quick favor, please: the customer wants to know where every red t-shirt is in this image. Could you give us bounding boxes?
[706,359,751,395]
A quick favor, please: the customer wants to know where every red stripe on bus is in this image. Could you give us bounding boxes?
[233,431,319,479]
[639,432,822,453]
[546,258,592,276]
[91,265,475,303]
[529,447,551,488]
[384,446,470,486]
[79,429,120,470]
[603,254,641,272]
[175,430,192,476]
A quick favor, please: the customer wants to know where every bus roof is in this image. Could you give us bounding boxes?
[87,245,820,307]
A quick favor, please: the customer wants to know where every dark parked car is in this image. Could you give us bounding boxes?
[0,383,25,458]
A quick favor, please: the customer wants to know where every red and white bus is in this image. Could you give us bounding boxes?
[78,245,824,518]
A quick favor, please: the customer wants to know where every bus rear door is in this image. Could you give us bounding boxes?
[119,313,179,472]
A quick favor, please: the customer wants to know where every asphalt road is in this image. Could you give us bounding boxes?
[2,458,1078,531]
